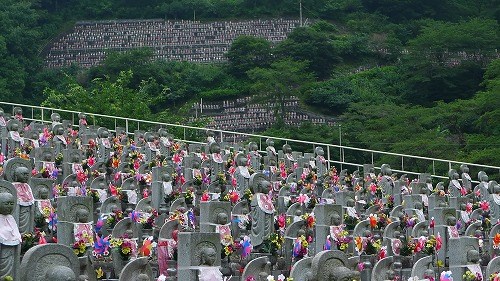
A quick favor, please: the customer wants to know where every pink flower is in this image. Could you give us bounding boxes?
[436,233,442,251]
[466,203,472,213]
[201,192,210,202]
[87,157,95,167]
[480,201,490,212]
[369,183,377,195]
[357,262,364,271]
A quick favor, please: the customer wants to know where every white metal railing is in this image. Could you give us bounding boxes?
[1,101,499,182]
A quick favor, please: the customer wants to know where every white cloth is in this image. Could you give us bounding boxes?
[238,166,250,178]
[0,214,22,246]
[198,267,223,281]
[125,190,138,204]
[163,182,173,195]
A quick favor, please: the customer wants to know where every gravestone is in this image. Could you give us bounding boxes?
[56,196,94,247]
[20,244,80,281]
[177,232,222,281]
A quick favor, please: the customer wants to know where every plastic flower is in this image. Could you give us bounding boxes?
[480,201,490,212]
[493,233,500,249]
[96,267,104,279]
[369,214,377,229]
[436,233,442,251]
[201,191,210,202]
[440,271,453,281]
[229,191,239,204]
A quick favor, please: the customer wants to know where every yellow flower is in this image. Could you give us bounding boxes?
[122,247,131,255]
[96,267,104,278]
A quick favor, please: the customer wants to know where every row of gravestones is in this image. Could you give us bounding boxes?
[1,108,500,280]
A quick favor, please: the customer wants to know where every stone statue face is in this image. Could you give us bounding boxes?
[331,213,341,226]
[52,114,61,122]
[42,151,53,161]
[200,247,217,266]
[101,130,109,138]
[445,214,456,226]
[45,265,76,281]
[211,144,220,154]
[346,198,355,207]
[15,166,30,183]
[162,173,172,182]
[216,212,228,225]
[76,208,90,223]
[316,148,324,156]
[39,187,50,199]
[10,122,19,132]
[382,165,392,176]
[14,108,22,115]
[467,249,480,263]
[0,193,15,215]
[267,139,274,147]
[481,174,489,182]
[414,202,423,210]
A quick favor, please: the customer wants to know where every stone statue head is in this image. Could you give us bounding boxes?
[294,209,302,217]
[331,212,341,226]
[345,198,355,208]
[448,169,459,180]
[248,142,258,152]
[78,113,86,120]
[315,147,324,156]
[216,212,228,225]
[200,246,217,266]
[162,173,172,182]
[45,265,76,281]
[460,164,469,174]
[266,138,274,147]
[76,208,90,223]
[98,128,109,138]
[42,150,54,161]
[13,107,22,116]
[0,192,15,215]
[445,214,456,226]
[51,113,61,123]
[283,144,292,154]
[381,164,392,176]
[14,166,30,183]
[209,142,221,154]
[436,182,445,191]
[478,171,488,182]
[256,179,271,194]
[38,186,50,200]
[192,158,201,169]
[53,124,64,136]
[414,202,423,210]
[467,249,480,263]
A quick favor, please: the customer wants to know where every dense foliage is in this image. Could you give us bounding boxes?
[1,0,499,168]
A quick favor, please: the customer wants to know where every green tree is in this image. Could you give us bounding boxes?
[42,70,152,120]
[226,35,272,78]
[247,59,314,125]
[275,23,339,79]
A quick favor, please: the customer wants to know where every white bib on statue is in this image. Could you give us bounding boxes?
[0,214,22,246]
